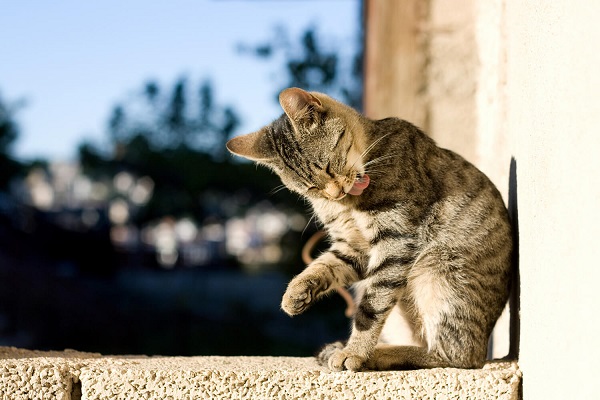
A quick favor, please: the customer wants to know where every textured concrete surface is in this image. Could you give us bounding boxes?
[0,347,521,399]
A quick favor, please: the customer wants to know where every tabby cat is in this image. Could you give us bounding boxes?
[226,87,512,371]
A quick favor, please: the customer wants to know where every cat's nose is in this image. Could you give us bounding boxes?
[323,181,345,200]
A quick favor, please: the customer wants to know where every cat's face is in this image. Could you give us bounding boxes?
[226,88,369,201]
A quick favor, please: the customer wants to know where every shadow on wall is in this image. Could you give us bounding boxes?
[508,157,520,360]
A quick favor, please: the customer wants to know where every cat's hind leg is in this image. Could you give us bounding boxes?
[364,325,489,370]
[354,255,495,371]
[400,250,494,369]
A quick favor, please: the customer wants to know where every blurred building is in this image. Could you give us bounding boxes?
[7,161,307,271]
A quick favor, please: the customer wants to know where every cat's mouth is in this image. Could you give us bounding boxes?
[319,174,370,200]
[347,174,370,196]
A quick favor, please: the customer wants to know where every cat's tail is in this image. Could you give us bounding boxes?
[366,344,485,370]
[318,342,483,371]
[301,230,356,317]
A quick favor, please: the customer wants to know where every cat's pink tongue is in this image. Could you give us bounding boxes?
[348,174,370,196]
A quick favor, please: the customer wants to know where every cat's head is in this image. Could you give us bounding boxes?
[226,88,370,201]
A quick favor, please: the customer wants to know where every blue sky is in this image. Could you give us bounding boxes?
[0,0,359,161]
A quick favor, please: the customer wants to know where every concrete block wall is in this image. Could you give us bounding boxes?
[1,347,521,399]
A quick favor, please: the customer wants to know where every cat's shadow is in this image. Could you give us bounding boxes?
[508,157,520,360]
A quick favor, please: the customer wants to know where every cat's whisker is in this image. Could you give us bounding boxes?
[365,153,396,163]
[269,184,288,195]
[363,169,386,177]
[302,213,318,239]
[359,132,394,162]
[349,132,394,172]
[363,154,398,169]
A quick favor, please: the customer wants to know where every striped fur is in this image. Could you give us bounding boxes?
[226,88,512,371]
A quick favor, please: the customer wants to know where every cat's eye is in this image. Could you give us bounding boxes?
[334,129,346,149]
[325,162,335,178]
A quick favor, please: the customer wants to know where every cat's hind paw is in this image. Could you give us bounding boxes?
[317,341,345,366]
[319,342,366,372]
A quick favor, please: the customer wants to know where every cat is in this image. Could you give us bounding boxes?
[226,87,512,371]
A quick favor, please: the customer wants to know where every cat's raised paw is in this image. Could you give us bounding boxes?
[281,276,320,316]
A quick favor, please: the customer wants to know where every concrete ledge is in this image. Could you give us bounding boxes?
[0,347,521,399]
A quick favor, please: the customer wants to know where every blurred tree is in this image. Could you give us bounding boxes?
[239,25,363,110]
[78,78,289,224]
[103,78,240,159]
[0,93,24,189]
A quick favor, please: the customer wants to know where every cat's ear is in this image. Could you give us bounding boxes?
[279,87,324,122]
[226,128,274,162]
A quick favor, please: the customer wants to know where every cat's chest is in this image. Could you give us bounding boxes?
[312,199,374,248]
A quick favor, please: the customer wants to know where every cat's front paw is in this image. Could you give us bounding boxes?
[281,275,321,316]
[325,346,367,372]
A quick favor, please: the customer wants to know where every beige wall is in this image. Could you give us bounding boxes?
[507,1,600,399]
[364,0,428,126]
[365,0,511,197]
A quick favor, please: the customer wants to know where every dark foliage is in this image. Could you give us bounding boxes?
[78,79,298,225]
[0,94,24,189]
[240,25,363,110]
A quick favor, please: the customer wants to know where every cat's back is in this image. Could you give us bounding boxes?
[364,117,507,212]
[362,117,512,264]
[357,118,492,217]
